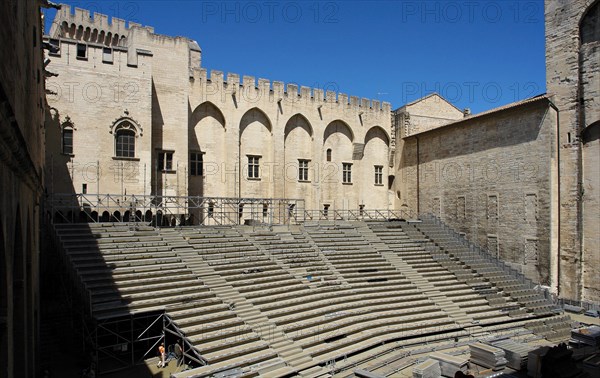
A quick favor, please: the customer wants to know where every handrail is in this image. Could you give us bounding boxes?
[417,213,547,298]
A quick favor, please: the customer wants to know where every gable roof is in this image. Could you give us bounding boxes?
[394,93,463,114]
[404,94,555,138]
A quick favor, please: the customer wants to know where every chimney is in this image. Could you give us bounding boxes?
[463,108,471,117]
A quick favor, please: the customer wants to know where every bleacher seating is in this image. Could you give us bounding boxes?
[51,219,570,377]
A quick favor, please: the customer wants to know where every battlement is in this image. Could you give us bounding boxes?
[195,69,391,113]
[49,4,154,41]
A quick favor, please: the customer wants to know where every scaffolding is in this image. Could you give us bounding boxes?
[46,193,415,225]
[47,193,307,225]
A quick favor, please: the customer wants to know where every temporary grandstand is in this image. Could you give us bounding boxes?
[48,194,574,377]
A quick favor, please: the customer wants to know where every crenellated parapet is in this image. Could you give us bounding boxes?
[48,4,154,46]
[192,68,392,117]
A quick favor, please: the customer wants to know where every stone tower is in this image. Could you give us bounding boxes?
[545,0,599,302]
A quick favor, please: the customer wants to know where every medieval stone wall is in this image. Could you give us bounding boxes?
[545,0,599,302]
[0,1,47,377]
[45,40,153,196]
[397,98,559,286]
[45,6,393,220]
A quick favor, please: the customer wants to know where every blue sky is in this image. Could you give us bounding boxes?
[44,1,546,113]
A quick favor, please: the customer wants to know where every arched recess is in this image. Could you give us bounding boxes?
[0,220,7,378]
[284,114,314,199]
[189,101,226,197]
[239,108,273,203]
[364,126,390,146]
[323,120,354,145]
[12,208,25,374]
[322,120,355,208]
[323,120,354,163]
[240,107,271,136]
[363,126,391,208]
[580,0,600,45]
[580,0,600,129]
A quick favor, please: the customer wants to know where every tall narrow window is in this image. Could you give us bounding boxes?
[263,203,268,218]
[374,165,383,185]
[298,159,309,181]
[190,152,204,176]
[342,163,352,184]
[208,202,214,217]
[326,149,332,162]
[115,128,135,158]
[248,156,260,179]
[62,127,73,155]
[158,151,174,172]
[288,204,296,218]
[323,204,330,217]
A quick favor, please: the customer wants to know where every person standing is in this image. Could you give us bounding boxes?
[157,343,166,368]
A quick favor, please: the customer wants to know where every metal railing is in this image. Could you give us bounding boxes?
[418,213,548,298]
[46,193,415,225]
[47,193,306,226]
[302,209,414,222]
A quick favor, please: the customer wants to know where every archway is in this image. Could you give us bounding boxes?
[189,101,226,197]
[362,126,391,209]
[322,120,355,209]
[284,114,314,201]
[239,108,273,200]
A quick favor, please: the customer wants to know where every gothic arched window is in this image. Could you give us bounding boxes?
[114,122,136,158]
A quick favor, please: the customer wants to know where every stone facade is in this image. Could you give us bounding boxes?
[545,0,600,302]
[395,96,560,287]
[0,0,49,377]
[45,5,393,223]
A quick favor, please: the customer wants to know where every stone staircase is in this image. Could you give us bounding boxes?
[355,223,477,329]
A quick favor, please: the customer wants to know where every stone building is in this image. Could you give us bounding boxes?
[393,0,600,303]
[44,5,393,225]
[43,0,599,305]
[544,0,599,303]
[395,94,560,289]
[0,0,52,377]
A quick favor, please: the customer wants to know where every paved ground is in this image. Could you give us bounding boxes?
[568,313,600,326]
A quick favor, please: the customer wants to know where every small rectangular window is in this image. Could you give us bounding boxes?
[102,47,113,63]
[342,163,352,184]
[76,43,87,59]
[248,156,260,179]
[263,203,268,218]
[208,202,214,217]
[158,151,174,172]
[190,152,204,176]
[82,183,87,194]
[374,165,383,185]
[323,204,330,217]
[298,159,309,181]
